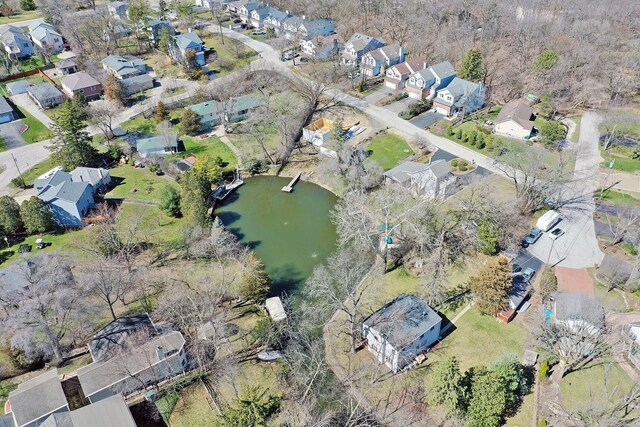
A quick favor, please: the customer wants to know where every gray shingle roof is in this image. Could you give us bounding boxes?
[61,72,101,91]
[54,57,77,70]
[0,96,14,116]
[384,159,451,182]
[41,394,136,427]
[35,166,71,191]
[27,83,63,102]
[30,23,61,42]
[102,55,145,77]
[136,134,178,152]
[553,292,605,326]
[430,61,456,80]
[38,180,90,204]
[9,369,68,427]
[496,99,535,130]
[88,313,156,363]
[70,167,109,188]
[362,294,442,349]
[175,31,203,51]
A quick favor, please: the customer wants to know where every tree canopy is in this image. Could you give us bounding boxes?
[469,256,512,315]
[459,49,484,82]
[49,100,97,171]
[20,197,53,234]
[0,195,23,235]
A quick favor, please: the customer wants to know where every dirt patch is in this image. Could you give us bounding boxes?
[555,266,594,297]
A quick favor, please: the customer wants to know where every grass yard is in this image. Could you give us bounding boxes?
[505,391,534,427]
[13,156,59,187]
[366,133,414,171]
[171,136,238,170]
[559,362,635,415]
[600,152,640,172]
[120,116,157,135]
[203,35,256,76]
[0,9,42,25]
[435,307,528,371]
[594,188,640,207]
[570,115,582,143]
[17,106,51,143]
[105,165,178,202]
[166,385,216,427]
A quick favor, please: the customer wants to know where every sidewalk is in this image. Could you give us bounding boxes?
[600,171,640,194]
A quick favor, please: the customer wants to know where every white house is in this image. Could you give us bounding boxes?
[433,77,486,117]
[361,294,442,372]
[300,33,343,59]
[493,99,536,139]
[360,43,405,77]
[341,33,384,66]
[0,25,35,59]
[28,22,64,53]
[383,160,455,199]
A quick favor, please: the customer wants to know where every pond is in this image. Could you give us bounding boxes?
[215,176,338,296]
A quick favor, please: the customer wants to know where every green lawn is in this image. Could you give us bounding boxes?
[559,363,635,415]
[570,115,582,143]
[120,116,157,135]
[17,106,51,143]
[105,165,178,202]
[13,156,59,187]
[436,307,528,371]
[167,385,216,426]
[366,133,414,171]
[594,189,640,207]
[0,9,42,25]
[203,35,256,76]
[600,152,640,172]
[170,136,237,170]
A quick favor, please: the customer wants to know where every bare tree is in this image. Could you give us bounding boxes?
[90,103,120,144]
[80,259,136,320]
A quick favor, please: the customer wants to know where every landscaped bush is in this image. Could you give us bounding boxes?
[398,99,433,120]
[460,160,468,167]
[455,128,463,139]
[451,159,458,167]
[459,165,468,171]
[469,131,478,145]
[539,359,549,380]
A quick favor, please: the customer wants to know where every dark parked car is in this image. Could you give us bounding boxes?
[523,227,542,247]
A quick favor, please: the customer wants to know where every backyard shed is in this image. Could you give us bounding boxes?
[265,297,287,322]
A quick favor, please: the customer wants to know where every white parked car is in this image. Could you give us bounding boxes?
[548,228,565,240]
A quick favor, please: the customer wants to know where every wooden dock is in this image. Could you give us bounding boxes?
[281,172,302,192]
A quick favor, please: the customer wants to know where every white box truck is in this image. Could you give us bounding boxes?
[536,210,560,232]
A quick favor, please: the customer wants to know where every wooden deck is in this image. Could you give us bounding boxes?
[281,172,302,192]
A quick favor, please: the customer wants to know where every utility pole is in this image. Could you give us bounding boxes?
[11,153,24,189]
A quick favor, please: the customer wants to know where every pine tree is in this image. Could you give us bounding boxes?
[20,197,53,234]
[217,386,281,427]
[240,253,272,303]
[20,0,37,11]
[104,74,126,106]
[49,100,97,171]
[155,101,169,123]
[469,256,512,315]
[180,108,201,136]
[459,49,484,82]
[427,356,467,416]
[180,157,217,227]
[0,195,23,235]
[159,185,181,217]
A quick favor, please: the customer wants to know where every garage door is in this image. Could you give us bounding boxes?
[408,92,421,100]
[435,106,449,116]
[385,81,397,90]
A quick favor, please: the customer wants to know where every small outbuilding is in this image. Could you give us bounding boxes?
[265,297,287,322]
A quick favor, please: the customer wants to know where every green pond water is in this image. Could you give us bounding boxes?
[215,176,338,296]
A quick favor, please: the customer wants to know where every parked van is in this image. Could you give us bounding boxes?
[536,210,561,232]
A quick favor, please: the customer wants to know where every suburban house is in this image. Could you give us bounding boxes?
[550,291,605,334]
[493,99,536,139]
[187,94,261,130]
[283,17,335,39]
[136,134,181,157]
[406,61,457,100]
[143,18,175,45]
[53,57,78,75]
[361,294,442,372]
[108,1,129,19]
[624,321,640,371]
[35,166,110,226]
[88,313,158,362]
[6,369,69,427]
[300,34,343,59]
[121,73,154,96]
[384,57,428,91]
[238,2,263,24]
[60,72,103,102]
[360,44,405,77]
[28,22,64,54]
[27,83,64,109]
[171,30,206,66]
[225,0,252,15]
[383,160,455,199]
[0,96,18,124]
[341,33,384,66]
[263,8,292,32]
[195,0,216,8]
[77,330,187,403]
[39,395,136,427]
[0,25,35,59]
[102,55,147,79]
[249,5,280,28]
[6,80,31,95]
[433,77,486,117]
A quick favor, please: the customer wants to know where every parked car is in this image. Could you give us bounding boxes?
[549,228,565,240]
[282,50,297,60]
[523,227,542,247]
[512,263,522,275]
[252,29,265,35]
[521,267,536,282]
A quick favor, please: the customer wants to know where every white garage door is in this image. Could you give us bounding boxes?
[408,92,421,100]
[385,81,397,90]
[435,106,449,115]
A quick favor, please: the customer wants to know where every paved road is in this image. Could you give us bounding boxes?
[10,93,56,129]
[410,110,445,129]
[527,112,605,268]
[0,141,50,194]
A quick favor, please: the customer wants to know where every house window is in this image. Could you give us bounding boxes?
[54,38,59,42]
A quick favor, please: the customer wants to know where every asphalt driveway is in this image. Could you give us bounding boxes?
[410,110,445,129]
[0,120,27,149]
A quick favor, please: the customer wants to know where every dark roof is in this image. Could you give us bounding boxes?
[496,99,535,130]
[54,57,77,69]
[0,96,14,115]
[362,294,442,349]
[8,369,68,427]
[38,180,91,204]
[88,313,156,362]
[430,61,456,80]
[61,72,101,91]
[509,279,532,309]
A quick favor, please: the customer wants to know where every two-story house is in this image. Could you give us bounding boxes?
[383,159,455,199]
[361,294,442,372]
[143,18,175,46]
[384,57,428,90]
[300,33,343,59]
[28,22,64,54]
[238,2,263,24]
[341,33,384,66]
[102,55,147,79]
[0,25,35,59]
[61,72,103,102]
[263,8,292,33]
[249,5,279,28]
[360,43,405,77]
[406,60,456,100]
[170,30,206,67]
[433,77,486,117]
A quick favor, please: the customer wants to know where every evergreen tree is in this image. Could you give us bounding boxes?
[469,256,512,315]
[476,132,486,149]
[0,195,23,235]
[490,354,528,408]
[455,128,463,140]
[104,74,126,106]
[467,369,507,427]
[477,221,499,255]
[158,0,168,19]
[538,120,566,146]
[459,49,484,82]
[20,0,36,11]
[55,99,87,135]
[180,108,201,136]
[158,27,175,55]
[217,386,282,427]
[20,197,53,234]
[539,93,555,118]
[49,100,97,171]
[532,50,560,71]
[155,101,169,123]
[427,356,467,416]
[240,253,271,303]
[159,185,181,217]
[180,157,216,226]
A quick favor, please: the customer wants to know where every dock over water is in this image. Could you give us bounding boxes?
[281,172,302,192]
